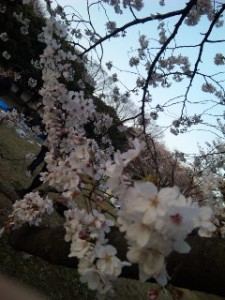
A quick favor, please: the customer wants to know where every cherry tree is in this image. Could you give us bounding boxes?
[0,0,225,298]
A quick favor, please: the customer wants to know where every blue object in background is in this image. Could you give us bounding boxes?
[38,134,46,141]
[0,100,10,111]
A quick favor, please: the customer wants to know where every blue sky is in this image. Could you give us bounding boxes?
[56,0,225,155]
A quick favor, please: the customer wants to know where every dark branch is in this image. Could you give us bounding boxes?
[180,4,225,118]
[140,0,198,131]
[79,6,195,58]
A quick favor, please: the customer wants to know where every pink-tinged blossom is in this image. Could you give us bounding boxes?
[69,238,92,259]
[122,138,145,165]
[106,139,145,196]
[117,181,215,285]
[126,221,152,247]
[127,246,166,283]
[95,245,122,277]
[89,210,114,233]
[10,192,53,227]
[196,206,216,237]
[147,288,159,300]
[80,268,101,290]
[214,53,225,65]
[0,109,20,123]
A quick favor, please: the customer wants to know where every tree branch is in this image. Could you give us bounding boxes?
[180,3,225,118]
[140,0,198,131]
[79,6,195,58]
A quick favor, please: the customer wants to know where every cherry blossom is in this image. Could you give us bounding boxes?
[1,1,223,297]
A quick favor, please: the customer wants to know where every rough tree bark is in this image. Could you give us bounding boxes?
[8,225,225,297]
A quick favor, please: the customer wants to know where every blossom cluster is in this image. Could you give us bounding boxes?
[1,1,224,297]
[32,12,218,294]
[158,55,191,74]
[170,114,203,136]
[37,16,115,197]
[214,53,225,65]
[0,109,20,124]
[64,208,126,294]
[106,141,216,285]
[185,0,213,26]
[8,192,53,227]
[30,15,126,296]
[102,0,144,14]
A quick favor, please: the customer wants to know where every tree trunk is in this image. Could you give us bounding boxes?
[8,225,225,297]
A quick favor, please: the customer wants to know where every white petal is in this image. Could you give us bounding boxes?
[173,240,191,253]
[80,269,100,290]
